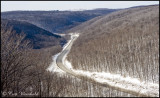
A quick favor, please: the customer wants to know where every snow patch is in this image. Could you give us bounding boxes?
[47,53,65,74]
[47,33,79,74]
[62,33,79,50]
[64,59,73,69]
[48,32,159,97]
[62,39,72,51]
[64,60,159,97]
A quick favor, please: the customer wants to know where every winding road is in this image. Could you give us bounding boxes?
[56,35,78,76]
[55,33,159,97]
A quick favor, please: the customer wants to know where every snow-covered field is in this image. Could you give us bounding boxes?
[47,33,159,97]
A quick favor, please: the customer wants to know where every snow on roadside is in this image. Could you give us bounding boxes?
[46,33,79,74]
[46,53,65,74]
[63,58,73,69]
[62,33,159,97]
[79,69,159,96]
[65,60,159,97]
[62,39,72,51]
[48,32,159,96]
[62,33,79,69]
[62,33,79,50]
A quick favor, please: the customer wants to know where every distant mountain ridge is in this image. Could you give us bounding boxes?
[1,9,119,33]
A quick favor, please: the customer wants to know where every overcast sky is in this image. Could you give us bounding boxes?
[1,1,159,12]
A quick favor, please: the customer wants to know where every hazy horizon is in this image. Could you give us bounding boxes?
[1,1,159,12]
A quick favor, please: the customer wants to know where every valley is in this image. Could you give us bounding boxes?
[48,33,159,97]
[1,3,159,97]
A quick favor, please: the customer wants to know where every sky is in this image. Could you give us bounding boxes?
[1,1,159,12]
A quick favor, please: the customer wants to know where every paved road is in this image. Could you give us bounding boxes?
[55,34,157,97]
[56,35,79,76]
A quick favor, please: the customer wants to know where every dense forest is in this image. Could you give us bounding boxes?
[68,5,159,83]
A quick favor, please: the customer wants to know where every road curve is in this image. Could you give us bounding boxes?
[56,34,158,97]
[56,35,78,76]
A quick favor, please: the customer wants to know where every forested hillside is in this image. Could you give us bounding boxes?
[1,3,159,97]
[1,24,135,97]
[1,25,64,97]
[68,5,159,83]
[1,9,118,33]
[1,19,65,49]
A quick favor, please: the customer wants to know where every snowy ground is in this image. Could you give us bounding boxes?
[47,53,65,74]
[47,33,159,97]
[47,33,79,74]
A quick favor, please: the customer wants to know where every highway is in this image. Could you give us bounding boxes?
[56,35,78,76]
[55,34,159,97]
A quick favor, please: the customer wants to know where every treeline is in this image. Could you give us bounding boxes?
[68,5,159,83]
